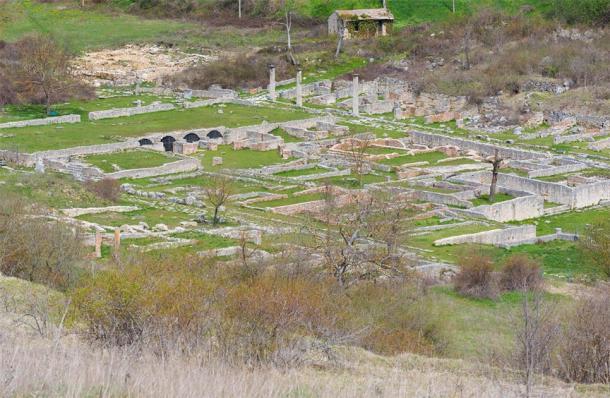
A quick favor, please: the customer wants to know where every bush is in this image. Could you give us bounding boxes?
[453,252,497,299]
[579,219,610,278]
[499,254,543,292]
[549,0,610,26]
[559,286,610,384]
[85,178,121,203]
[169,53,297,90]
[0,194,84,290]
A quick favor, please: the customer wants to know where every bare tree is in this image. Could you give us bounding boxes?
[346,139,372,187]
[463,25,472,70]
[304,188,413,287]
[279,0,297,65]
[13,36,72,115]
[204,175,234,225]
[579,219,610,278]
[514,290,559,398]
[485,149,503,203]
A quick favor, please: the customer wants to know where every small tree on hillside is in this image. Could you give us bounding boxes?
[13,36,72,115]
[485,149,503,203]
[579,219,610,278]
[279,0,297,65]
[204,175,234,225]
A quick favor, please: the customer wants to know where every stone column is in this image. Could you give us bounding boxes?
[352,73,360,116]
[296,69,303,107]
[393,104,403,120]
[113,228,121,254]
[95,230,103,258]
[268,64,277,101]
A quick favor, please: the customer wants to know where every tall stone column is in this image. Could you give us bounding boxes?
[268,64,277,101]
[296,69,303,107]
[352,73,360,116]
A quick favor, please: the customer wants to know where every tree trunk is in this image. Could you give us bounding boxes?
[213,206,219,225]
[335,32,344,58]
[238,0,242,19]
[43,88,51,116]
[489,171,498,202]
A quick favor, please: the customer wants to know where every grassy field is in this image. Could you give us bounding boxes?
[0,95,175,123]
[0,104,311,153]
[254,192,326,208]
[78,207,193,228]
[471,193,514,207]
[275,166,329,178]
[379,151,447,166]
[84,150,176,173]
[0,170,112,209]
[0,2,190,52]
[513,206,610,235]
[199,146,288,170]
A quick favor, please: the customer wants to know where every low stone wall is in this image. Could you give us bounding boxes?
[434,225,536,246]
[454,171,610,209]
[468,195,544,222]
[0,150,35,166]
[61,206,139,218]
[88,103,175,120]
[408,190,472,208]
[408,130,543,160]
[0,114,80,129]
[183,98,227,109]
[293,169,350,181]
[528,163,587,178]
[455,171,573,205]
[589,137,610,151]
[105,158,200,179]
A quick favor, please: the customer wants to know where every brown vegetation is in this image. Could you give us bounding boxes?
[85,178,121,203]
[0,35,93,111]
[500,254,543,292]
[453,251,497,299]
[0,194,84,290]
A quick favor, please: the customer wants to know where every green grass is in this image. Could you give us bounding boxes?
[379,151,447,166]
[254,192,326,208]
[0,2,190,53]
[84,150,176,173]
[323,173,391,188]
[0,104,311,153]
[0,95,170,122]
[427,286,568,360]
[433,158,478,167]
[0,171,112,208]
[275,166,329,178]
[199,145,288,170]
[77,207,193,228]
[471,193,514,207]
[364,146,407,155]
[514,207,610,235]
[269,128,302,143]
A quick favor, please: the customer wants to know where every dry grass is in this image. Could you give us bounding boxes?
[0,318,593,398]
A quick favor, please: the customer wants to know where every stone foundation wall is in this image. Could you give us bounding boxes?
[0,114,80,129]
[408,130,543,160]
[528,163,587,178]
[434,225,536,246]
[455,171,610,208]
[105,158,200,179]
[88,103,175,120]
[468,195,544,222]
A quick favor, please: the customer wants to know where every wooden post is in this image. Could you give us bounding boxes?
[113,228,121,260]
[95,230,102,258]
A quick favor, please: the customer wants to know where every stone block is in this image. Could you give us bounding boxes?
[212,157,223,166]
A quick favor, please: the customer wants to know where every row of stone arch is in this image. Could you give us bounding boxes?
[138,130,223,151]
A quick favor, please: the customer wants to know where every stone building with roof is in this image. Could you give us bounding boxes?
[328,8,394,40]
